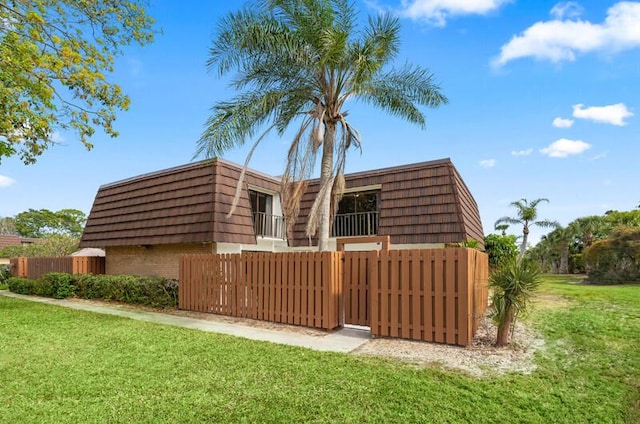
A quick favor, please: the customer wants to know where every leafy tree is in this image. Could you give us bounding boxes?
[198,0,447,250]
[495,198,558,263]
[14,208,86,238]
[0,217,17,235]
[584,226,640,284]
[490,259,541,347]
[484,233,518,270]
[0,0,155,164]
[603,209,640,229]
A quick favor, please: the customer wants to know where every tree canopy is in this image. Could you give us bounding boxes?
[0,0,155,164]
[198,0,447,250]
[14,208,86,238]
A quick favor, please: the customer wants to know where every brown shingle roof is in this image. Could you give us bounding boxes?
[0,235,39,249]
[80,158,484,249]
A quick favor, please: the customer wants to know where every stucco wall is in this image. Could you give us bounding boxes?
[106,243,215,279]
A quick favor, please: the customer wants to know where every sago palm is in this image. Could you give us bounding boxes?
[495,198,558,263]
[196,0,447,250]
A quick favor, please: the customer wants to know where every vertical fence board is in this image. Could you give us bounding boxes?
[400,250,411,339]
[445,250,458,345]
[411,251,421,340]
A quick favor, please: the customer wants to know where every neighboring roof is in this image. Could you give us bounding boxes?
[80,157,484,249]
[80,158,280,247]
[0,235,39,249]
[70,248,105,257]
[290,158,485,247]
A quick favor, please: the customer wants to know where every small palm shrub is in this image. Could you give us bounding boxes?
[490,259,541,346]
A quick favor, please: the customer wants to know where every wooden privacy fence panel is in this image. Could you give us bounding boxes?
[369,248,489,346]
[72,257,106,275]
[179,248,488,346]
[179,252,342,330]
[10,256,106,280]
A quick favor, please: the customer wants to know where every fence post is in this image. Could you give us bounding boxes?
[18,257,28,278]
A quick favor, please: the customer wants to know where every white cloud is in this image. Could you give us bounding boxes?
[511,148,533,156]
[0,175,16,188]
[479,158,496,167]
[590,152,608,160]
[550,1,584,19]
[493,2,640,67]
[540,138,591,158]
[50,131,64,143]
[400,0,511,26]
[552,117,574,128]
[572,103,633,126]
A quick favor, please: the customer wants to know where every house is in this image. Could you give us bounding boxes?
[79,158,484,279]
[0,235,40,265]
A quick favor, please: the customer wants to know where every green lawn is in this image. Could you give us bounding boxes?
[1,277,639,423]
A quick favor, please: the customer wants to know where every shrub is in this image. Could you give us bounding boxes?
[8,277,54,297]
[74,274,178,308]
[41,273,75,299]
[0,264,9,289]
[8,273,178,308]
[484,234,518,271]
[584,226,640,284]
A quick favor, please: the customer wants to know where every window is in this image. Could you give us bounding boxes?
[248,190,285,239]
[249,190,272,215]
[333,191,380,237]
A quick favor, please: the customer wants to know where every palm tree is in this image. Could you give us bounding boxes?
[494,223,509,236]
[495,198,558,263]
[196,0,447,250]
[546,226,572,274]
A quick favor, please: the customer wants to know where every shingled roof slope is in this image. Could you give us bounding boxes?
[289,158,484,247]
[80,159,280,247]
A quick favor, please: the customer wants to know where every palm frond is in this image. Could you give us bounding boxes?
[529,198,550,209]
[495,217,522,226]
[534,219,560,229]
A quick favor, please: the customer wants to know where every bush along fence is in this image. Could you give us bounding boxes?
[179,248,489,346]
[10,256,105,280]
[8,273,178,307]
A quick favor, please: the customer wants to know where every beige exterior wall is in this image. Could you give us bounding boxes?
[105,240,445,279]
[106,243,215,279]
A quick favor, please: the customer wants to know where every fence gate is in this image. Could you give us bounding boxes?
[337,236,389,327]
[342,251,371,326]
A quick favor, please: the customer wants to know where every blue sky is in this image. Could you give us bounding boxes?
[1,0,638,244]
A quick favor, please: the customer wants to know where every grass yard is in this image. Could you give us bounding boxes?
[1,276,639,423]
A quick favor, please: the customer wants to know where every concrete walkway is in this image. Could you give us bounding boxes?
[0,291,371,353]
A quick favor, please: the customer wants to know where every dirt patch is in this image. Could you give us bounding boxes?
[532,293,572,310]
[354,315,545,377]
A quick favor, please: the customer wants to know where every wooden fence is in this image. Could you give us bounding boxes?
[179,248,489,346]
[369,248,489,346]
[179,252,342,330]
[10,256,106,280]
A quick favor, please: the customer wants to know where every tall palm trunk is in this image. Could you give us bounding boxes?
[517,225,529,264]
[559,243,569,274]
[317,122,336,251]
